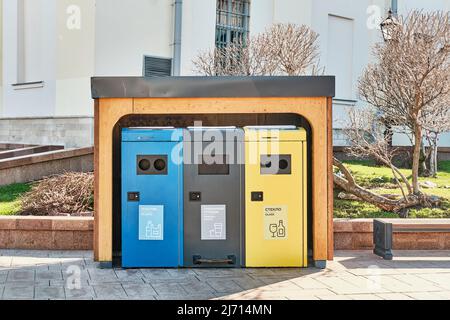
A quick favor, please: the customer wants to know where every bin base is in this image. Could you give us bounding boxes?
[99,261,113,269]
[314,260,327,269]
[374,247,393,260]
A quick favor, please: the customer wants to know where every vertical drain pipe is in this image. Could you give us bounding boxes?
[391,0,398,14]
[173,0,183,76]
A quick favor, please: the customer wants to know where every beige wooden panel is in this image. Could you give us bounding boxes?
[95,97,331,262]
[327,97,335,260]
[96,99,133,262]
[94,101,99,261]
[133,97,325,114]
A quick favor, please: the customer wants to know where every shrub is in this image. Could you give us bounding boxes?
[20,172,94,216]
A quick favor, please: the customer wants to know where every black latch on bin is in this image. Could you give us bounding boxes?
[189,192,201,201]
[251,192,264,202]
[127,192,140,202]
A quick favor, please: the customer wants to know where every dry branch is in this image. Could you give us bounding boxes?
[20,172,94,216]
[333,158,421,215]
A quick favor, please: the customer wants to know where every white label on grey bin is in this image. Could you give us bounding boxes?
[201,205,226,240]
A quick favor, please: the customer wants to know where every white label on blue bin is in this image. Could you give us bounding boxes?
[139,205,164,241]
[201,205,226,240]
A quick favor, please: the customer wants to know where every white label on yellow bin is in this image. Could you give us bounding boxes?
[264,206,288,240]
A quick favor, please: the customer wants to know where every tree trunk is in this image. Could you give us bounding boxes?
[419,142,429,176]
[412,122,423,194]
[433,144,439,176]
[384,123,394,148]
[430,141,438,178]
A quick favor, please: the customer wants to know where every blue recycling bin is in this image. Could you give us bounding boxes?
[121,128,183,268]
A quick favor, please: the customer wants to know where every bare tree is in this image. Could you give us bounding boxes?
[193,23,322,76]
[193,34,277,76]
[345,109,413,197]
[358,11,450,194]
[266,23,321,75]
[335,108,431,215]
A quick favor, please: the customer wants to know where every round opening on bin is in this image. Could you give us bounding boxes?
[138,159,151,171]
[154,159,167,171]
[279,159,289,170]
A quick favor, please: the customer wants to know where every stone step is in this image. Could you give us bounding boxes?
[0,147,94,186]
[0,145,64,160]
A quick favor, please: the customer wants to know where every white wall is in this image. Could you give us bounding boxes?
[0,0,3,116]
[393,132,450,148]
[23,0,46,83]
[55,0,95,116]
[249,0,313,37]
[2,0,447,148]
[397,0,450,14]
[272,0,312,26]
[180,0,216,75]
[94,0,174,76]
[327,15,354,100]
[183,0,315,76]
[2,0,96,118]
[2,0,57,118]
[248,0,274,35]
[310,0,388,138]
[312,0,386,100]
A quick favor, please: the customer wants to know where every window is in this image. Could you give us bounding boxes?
[143,56,172,77]
[15,0,44,85]
[215,0,250,48]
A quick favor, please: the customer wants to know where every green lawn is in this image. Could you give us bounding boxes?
[335,160,450,219]
[2,161,449,218]
[0,183,32,216]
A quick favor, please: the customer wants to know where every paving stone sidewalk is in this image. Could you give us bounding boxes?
[1,250,450,300]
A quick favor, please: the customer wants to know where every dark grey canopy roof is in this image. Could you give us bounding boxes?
[91,76,335,99]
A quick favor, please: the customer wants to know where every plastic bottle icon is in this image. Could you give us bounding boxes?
[277,220,286,238]
[146,222,162,239]
[213,223,223,238]
[151,224,162,238]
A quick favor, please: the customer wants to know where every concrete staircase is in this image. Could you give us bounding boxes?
[0,143,93,186]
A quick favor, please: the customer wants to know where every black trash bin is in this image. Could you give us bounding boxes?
[183,127,245,268]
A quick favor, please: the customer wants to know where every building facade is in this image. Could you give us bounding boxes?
[0,0,448,147]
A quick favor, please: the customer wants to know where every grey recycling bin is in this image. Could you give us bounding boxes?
[183,128,245,268]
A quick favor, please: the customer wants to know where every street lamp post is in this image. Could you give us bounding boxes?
[379,10,401,149]
[380,10,400,42]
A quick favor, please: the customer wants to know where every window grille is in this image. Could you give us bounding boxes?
[215,0,250,48]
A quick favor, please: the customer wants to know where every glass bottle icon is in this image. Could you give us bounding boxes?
[277,220,286,238]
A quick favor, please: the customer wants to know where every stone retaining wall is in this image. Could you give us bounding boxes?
[334,219,450,250]
[1,217,449,252]
[0,216,93,250]
[0,147,93,186]
[334,146,450,162]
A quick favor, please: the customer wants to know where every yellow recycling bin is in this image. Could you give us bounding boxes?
[244,127,307,267]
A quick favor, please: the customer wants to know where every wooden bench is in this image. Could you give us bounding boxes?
[373,219,450,260]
